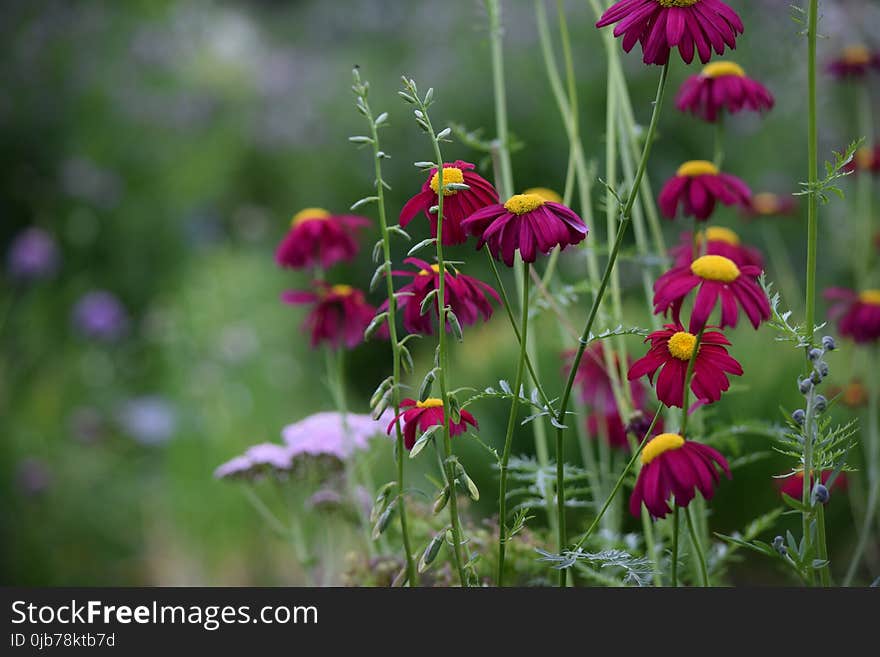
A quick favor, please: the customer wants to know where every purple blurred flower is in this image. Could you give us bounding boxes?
[307,488,344,510]
[6,227,60,280]
[68,406,105,443]
[16,458,52,496]
[117,396,177,445]
[213,455,254,480]
[213,442,294,480]
[72,291,128,341]
[282,411,390,459]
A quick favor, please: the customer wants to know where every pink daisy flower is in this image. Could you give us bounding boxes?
[630,432,731,519]
[275,207,369,270]
[386,398,478,450]
[777,470,847,503]
[659,160,751,222]
[595,0,744,66]
[628,323,743,408]
[383,257,500,335]
[827,45,880,79]
[400,160,498,246]
[461,193,588,266]
[653,254,770,332]
[676,61,774,123]
[825,288,880,344]
[282,281,386,349]
[671,226,764,269]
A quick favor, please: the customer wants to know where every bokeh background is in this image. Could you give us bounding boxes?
[2,0,878,585]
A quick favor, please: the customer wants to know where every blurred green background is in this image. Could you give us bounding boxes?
[2,0,878,585]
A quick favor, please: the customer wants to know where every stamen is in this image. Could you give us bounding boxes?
[655,0,700,6]
[641,433,686,465]
[667,331,698,361]
[418,264,442,276]
[859,290,880,306]
[416,398,444,409]
[701,61,746,78]
[703,226,741,246]
[677,160,719,178]
[330,284,354,297]
[430,168,465,196]
[522,187,562,204]
[503,193,546,215]
[842,45,871,66]
[292,207,330,226]
[691,255,741,283]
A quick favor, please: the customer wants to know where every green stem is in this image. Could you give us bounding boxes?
[856,84,874,287]
[679,329,704,437]
[497,265,530,586]
[802,386,817,586]
[486,0,514,199]
[685,505,710,586]
[803,0,819,349]
[671,507,680,587]
[816,502,830,586]
[713,111,725,169]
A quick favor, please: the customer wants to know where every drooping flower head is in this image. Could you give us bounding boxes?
[72,290,129,342]
[827,45,880,79]
[676,61,774,123]
[671,227,764,269]
[6,227,60,281]
[629,322,743,408]
[461,193,588,266]
[383,257,500,335]
[824,288,880,343]
[282,281,385,349]
[654,255,770,332]
[659,161,751,222]
[630,432,730,519]
[777,470,847,503]
[743,192,797,219]
[843,144,880,175]
[276,207,369,270]
[400,160,498,245]
[596,0,744,66]
[386,398,477,450]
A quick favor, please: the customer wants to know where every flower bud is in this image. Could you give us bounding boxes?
[798,378,813,395]
[814,395,827,413]
[821,336,836,351]
[792,409,806,425]
[813,483,830,504]
[772,535,787,555]
[432,485,450,514]
[816,361,830,379]
[808,348,823,362]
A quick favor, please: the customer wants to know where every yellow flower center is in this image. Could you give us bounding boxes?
[418,264,442,276]
[842,45,871,66]
[702,226,741,246]
[416,398,444,409]
[677,160,719,178]
[291,207,330,226]
[429,167,465,196]
[667,331,698,361]
[655,0,700,6]
[330,284,354,297]
[701,61,746,78]
[691,255,741,283]
[859,289,880,306]
[855,147,874,170]
[641,433,686,465]
[504,193,546,215]
[751,193,780,215]
[522,187,563,204]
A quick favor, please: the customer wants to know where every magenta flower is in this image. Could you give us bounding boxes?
[825,288,880,344]
[400,160,498,245]
[6,227,60,280]
[676,61,774,123]
[595,0,744,66]
[282,281,385,349]
[659,161,751,222]
[386,398,477,450]
[461,193,588,266]
[630,433,730,519]
[383,257,500,335]
[653,255,770,332]
[628,323,743,408]
[671,227,764,269]
[276,207,369,270]
[827,45,880,79]
[743,192,797,219]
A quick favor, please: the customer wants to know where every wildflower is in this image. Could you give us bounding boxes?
[777,470,847,503]
[72,291,129,342]
[659,161,751,222]
[383,257,500,335]
[595,0,744,66]
[386,398,477,450]
[275,207,369,270]
[743,192,797,219]
[400,160,498,245]
[282,281,385,349]
[461,193,588,266]
[671,226,764,269]
[6,227,60,280]
[629,432,730,519]
[213,443,295,480]
[653,255,770,331]
[676,61,774,123]
[282,411,389,459]
[792,409,805,425]
[828,379,867,408]
[117,396,177,445]
[628,323,743,408]
[843,144,880,175]
[824,287,880,344]
[827,45,880,79]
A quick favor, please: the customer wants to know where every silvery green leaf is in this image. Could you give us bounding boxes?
[443,182,470,192]
[369,263,387,292]
[414,161,436,169]
[400,344,414,373]
[410,424,442,459]
[374,112,388,126]
[419,530,445,573]
[447,310,463,342]
[436,127,451,140]
[351,196,379,210]
[348,135,373,144]
[418,369,436,401]
[364,312,388,341]
[408,237,436,256]
[388,225,411,241]
[372,240,383,263]
[419,289,438,316]
[424,88,434,105]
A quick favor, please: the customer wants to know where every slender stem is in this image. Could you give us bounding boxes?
[486,0,513,199]
[816,502,830,587]
[497,265,530,586]
[803,0,819,349]
[671,507,680,587]
[713,111,725,169]
[685,505,710,586]
[356,79,417,584]
[802,386,817,586]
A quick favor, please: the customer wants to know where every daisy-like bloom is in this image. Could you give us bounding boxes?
[827,45,880,79]
[671,226,764,269]
[282,281,386,349]
[630,432,730,519]
[400,160,498,245]
[659,161,751,222]
[843,144,880,175]
[743,192,797,219]
[595,0,744,66]
[386,398,477,451]
[676,61,774,123]
[654,254,770,331]
[777,470,847,503]
[824,288,880,343]
[461,193,588,266]
[628,323,743,408]
[384,257,500,335]
[276,207,369,270]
